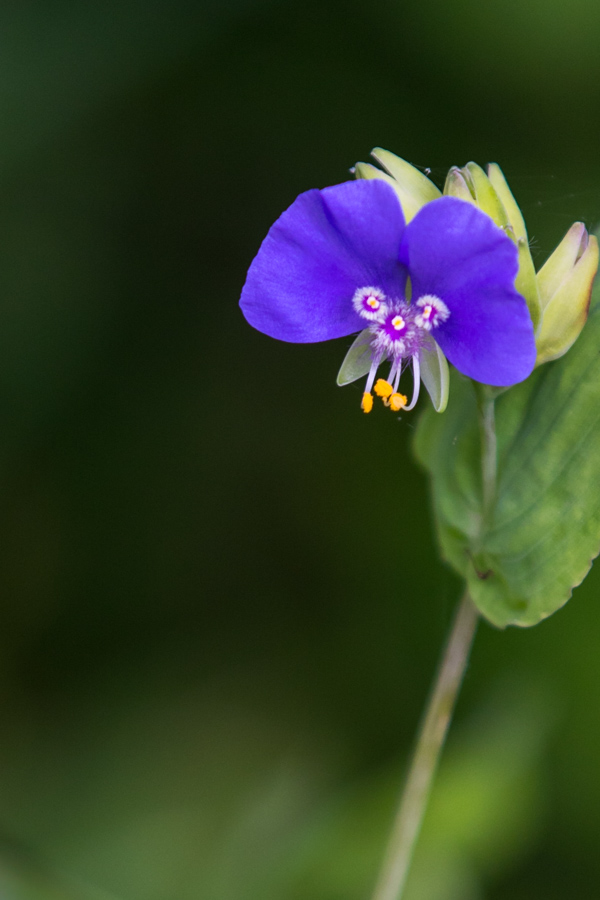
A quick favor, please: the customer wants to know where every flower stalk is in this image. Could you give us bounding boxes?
[371,382,500,900]
[370,591,479,900]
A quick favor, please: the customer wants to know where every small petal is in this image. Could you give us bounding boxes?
[240,180,406,343]
[419,337,449,413]
[336,328,373,386]
[400,197,536,386]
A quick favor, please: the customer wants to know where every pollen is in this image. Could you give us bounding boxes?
[389,392,408,412]
[361,392,374,413]
[374,379,394,398]
[366,296,380,309]
[391,315,406,331]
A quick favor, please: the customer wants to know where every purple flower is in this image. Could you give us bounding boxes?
[240,179,536,412]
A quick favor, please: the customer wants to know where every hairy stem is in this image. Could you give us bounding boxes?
[370,591,479,900]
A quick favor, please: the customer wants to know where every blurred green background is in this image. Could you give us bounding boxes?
[0,1,600,898]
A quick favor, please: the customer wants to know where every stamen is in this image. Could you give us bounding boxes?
[374,379,394,399]
[415,295,450,331]
[389,393,408,412]
[404,354,421,411]
[361,392,374,414]
[364,354,383,396]
[353,286,388,322]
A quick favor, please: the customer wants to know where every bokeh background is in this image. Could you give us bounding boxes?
[1,1,600,898]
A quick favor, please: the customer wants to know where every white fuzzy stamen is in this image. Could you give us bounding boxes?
[352,286,388,322]
[415,295,450,331]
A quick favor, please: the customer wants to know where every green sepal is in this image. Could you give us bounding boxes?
[414,281,600,628]
[486,163,528,242]
[463,162,510,229]
[336,329,373,386]
[515,236,541,332]
[419,338,449,413]
[353,163,402,197]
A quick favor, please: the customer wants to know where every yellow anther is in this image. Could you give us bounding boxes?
[389,392,408,412]
[374,379,394,398]
[361,392,374,413]
[391,315,406,330]
[367,297,380,309]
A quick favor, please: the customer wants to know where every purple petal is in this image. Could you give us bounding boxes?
[401,197,536,386]
[240,180,407,343]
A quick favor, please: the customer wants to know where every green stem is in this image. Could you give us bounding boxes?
[370,592,479,900]
[371,385,498,900]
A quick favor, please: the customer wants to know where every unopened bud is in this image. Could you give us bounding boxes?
[535,224,599,366]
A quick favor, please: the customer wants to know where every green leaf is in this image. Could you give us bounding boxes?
[414,283,600,628]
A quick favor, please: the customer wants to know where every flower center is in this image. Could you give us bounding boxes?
[371,302,422,361]
[351,286,450,416]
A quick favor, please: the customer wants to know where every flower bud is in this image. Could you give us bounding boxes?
[535,223,599,366]
[354,148,441,223]
[443,167,475,205]
[444,162,541,330]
